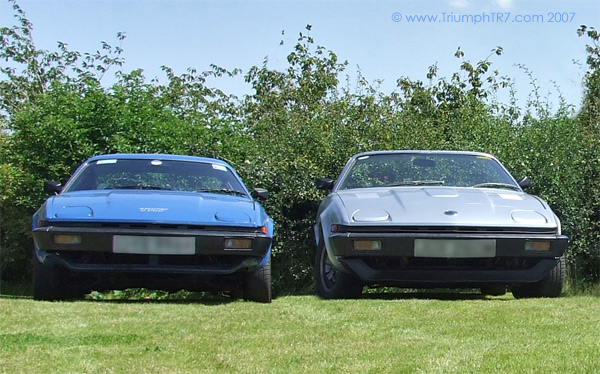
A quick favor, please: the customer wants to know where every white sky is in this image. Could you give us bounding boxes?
[1,0,599,112]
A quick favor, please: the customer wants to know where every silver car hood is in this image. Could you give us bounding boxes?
[334,187,558,228]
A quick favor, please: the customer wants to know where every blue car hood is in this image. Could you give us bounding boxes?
[40,190,261,227]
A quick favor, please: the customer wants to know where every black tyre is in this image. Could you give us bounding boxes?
[244,256,272,303]
[480,284,506,296]
[314,241,362,299]
[32,252,68,301]
[512,257,565,299]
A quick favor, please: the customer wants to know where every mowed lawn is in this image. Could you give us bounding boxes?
[1,292,599,373]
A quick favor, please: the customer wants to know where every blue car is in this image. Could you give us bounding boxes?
[32,154,273,302]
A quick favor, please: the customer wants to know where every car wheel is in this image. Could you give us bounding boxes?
[480,284,506,296]
[314,241,362,299]
[32,251,70,301]
[244,256,272,303]
[512,257,565,299]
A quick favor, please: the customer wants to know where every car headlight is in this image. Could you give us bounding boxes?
[224,238,253,250]
[525,240,550,251]
[353,240,382,251]
[53,234,82,245]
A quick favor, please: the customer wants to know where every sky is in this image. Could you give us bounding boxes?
[1,0,599,112]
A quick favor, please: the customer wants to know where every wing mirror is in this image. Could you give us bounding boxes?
[44,181,62,195]
[251,188,269,201]
[517,176,531,189]
[316,178,335,190]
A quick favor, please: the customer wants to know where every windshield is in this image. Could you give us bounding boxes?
[337,153,519,190]
[63,158,248,196]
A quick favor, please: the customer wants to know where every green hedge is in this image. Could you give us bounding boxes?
[2,7,600,292]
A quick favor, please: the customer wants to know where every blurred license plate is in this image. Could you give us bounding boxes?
[414,239,496,258]
[113,236,195,255]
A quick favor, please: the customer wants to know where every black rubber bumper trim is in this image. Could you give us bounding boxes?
[328,232,568,258]
[32,225,272,256]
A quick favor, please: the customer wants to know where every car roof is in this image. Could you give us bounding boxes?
[87,153,232,167]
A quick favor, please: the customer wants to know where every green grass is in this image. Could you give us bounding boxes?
[1,291,600,373]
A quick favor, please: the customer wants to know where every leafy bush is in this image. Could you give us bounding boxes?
[2,2,600,292]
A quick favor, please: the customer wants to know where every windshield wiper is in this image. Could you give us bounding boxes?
[196,188,247,196]
[471,182,521,191]
[385,180,445,187]
[111,185,172,190]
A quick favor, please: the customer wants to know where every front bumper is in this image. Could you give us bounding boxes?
[327,232,568,286]
[33,224,272,276]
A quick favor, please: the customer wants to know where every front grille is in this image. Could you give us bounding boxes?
[55,251,255,267]
[361,256,542,271]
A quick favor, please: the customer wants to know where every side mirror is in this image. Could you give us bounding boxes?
[316,178,335,190]
[251,188,269,201]
[517,176,531,189]
[44,181,62,195]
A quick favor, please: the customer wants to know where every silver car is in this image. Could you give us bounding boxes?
[314,150,568,299]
